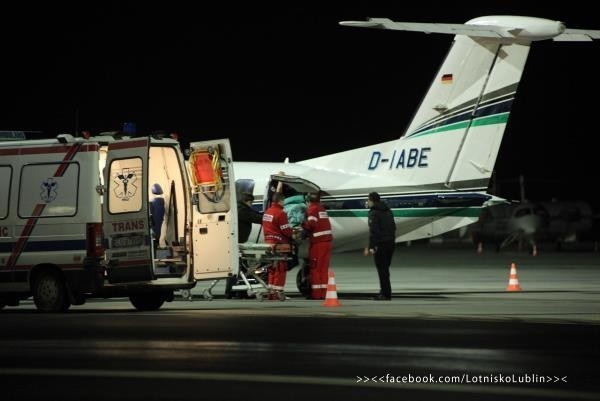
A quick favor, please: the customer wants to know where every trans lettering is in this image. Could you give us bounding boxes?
[368,147,431,170]
[112,220,145,232]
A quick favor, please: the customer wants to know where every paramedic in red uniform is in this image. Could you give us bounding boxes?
[262,192,293,299]
[302,192,333,300]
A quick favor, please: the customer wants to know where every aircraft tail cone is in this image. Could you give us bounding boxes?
[322,270,342,307]
[506,262,522,291]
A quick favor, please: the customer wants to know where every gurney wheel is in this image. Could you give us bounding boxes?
[202,289,214,301]
[180,289,193,301]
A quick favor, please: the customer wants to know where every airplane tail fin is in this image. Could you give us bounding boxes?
[403,31,528,191]
[300,16,599,193]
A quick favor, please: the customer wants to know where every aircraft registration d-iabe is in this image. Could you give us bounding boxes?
[236,15,600,252]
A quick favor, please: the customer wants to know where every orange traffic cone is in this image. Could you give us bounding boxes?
[506,262,522,291]
[322,270,342,307]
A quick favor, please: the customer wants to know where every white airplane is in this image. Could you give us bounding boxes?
[470,200,595,253]
[234,15,600,253]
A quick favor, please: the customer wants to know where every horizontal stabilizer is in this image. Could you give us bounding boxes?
[554,29,600,41]
[340,18,503,38]
[341,16,600,42]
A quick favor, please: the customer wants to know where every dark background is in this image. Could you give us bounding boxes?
[1,1,598,208]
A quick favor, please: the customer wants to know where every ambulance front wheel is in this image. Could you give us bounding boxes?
[129,292,166,311]
[32,269,71,312]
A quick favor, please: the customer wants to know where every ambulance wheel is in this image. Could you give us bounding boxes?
[129,293,165,311]
[296,268,310,297]
[33,270,71,312]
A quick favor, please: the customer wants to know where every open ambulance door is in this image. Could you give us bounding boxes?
[188,139,238,280]
[102,137,155,284]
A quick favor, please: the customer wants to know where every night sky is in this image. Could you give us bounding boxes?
[2,2,599,208]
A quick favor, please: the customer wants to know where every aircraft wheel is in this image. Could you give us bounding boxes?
[33,269,71,312]
[296,266,310,297]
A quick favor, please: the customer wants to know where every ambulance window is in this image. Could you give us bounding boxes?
[0,165,11,219]
[18,162,79,218]
[108,157,143,214]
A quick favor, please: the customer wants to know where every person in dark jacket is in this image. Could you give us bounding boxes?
[363,192,396,300]
[226,192,263,298]
[237,192,263,243]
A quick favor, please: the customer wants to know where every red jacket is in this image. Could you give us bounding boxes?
[262,203,293,243]
[302,201,333,244]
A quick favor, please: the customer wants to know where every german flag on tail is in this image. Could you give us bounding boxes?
[441,73,453,84]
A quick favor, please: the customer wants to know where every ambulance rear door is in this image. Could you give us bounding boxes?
[102,137,155,283]
[188,139,238,280]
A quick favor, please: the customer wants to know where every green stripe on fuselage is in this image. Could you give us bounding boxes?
[329,207,482,218]
[408,112,509,139]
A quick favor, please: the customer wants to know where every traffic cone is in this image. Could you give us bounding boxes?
[506,262,522,291]
[322,270,342,307]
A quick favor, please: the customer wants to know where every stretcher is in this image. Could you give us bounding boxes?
[231,242,294,301]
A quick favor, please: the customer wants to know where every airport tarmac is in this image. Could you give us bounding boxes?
[174,244,599,323]
[11,243,597,324]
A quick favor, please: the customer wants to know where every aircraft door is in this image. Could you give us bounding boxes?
[263,174,321,258]
[102,137,155,283]
[263,174,321,210]
[189,139,238,280]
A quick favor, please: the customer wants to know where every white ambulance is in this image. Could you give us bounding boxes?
[0,132,238,312]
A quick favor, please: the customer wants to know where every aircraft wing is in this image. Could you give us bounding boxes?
[340,18,504,38]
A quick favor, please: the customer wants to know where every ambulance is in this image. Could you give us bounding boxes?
[0,132,238,312]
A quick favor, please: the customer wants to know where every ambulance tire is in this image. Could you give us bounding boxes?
[33,269,71,312]
[129,293,165,311]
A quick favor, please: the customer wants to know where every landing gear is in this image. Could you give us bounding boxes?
[296,258,310,297]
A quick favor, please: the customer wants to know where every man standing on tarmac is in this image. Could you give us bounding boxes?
[302,192,333,300]
[364,191,396,301]
[262,192,293,300]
